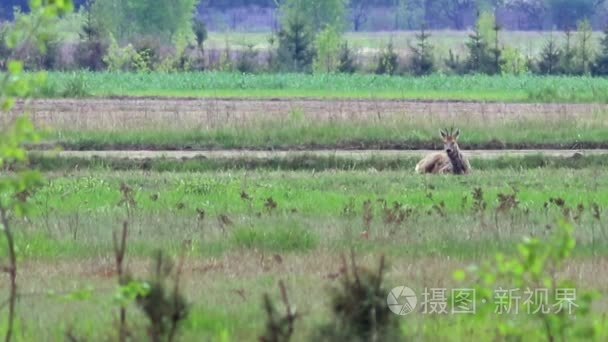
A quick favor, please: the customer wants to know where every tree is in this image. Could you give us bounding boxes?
[592,26,608,75]
[465,18,494,73]
[559,28,577,74]
[546,0,603,30]
[278,0,348,32]
[276,13,315,72]
[504,0,546,29]
[193,19,207,48]
[501,47,529,74]
[409,25,434,75]
[313,25,342,73]
[393,0,409,30]
[576,19,594,74]
[90,0,199,46]
[337,42,357,73]
[442,0,475,29]
[350,0,369,31]
[537,32,562,74]
[75,3,108,70]
[479,12,505,75]
[1,2,73,342]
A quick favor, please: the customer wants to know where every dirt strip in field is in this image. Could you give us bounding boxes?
[39,149,608,160]
[8,98,608,130]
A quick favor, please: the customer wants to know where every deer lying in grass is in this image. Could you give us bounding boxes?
[415,127,471,175]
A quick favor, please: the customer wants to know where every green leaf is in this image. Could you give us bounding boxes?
[453,269,466,282]
[8,61,24,75]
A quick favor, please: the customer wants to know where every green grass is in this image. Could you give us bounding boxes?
[2,168,608,340]
[51,124,608,150]
[4,168,607,259]
[206,30,599,58]
[41,71,608,103]
[27,154,608,173]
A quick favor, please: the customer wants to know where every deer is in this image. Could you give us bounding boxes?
[415,127,471,175]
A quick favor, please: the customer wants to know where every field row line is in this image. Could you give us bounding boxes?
[36,149,608,160]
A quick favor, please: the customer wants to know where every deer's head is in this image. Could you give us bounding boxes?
[440,127,460,154]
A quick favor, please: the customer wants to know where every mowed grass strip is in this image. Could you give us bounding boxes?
[41,72,608,103]
[48,121,608,150]
[28,153,608,172]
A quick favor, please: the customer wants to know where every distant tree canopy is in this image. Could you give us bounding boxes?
[2,0,608,31]
[547,0,604,29]
[278,0,349,31]
[89,0,199,45]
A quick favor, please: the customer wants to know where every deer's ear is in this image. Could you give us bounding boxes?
[453,129,460,139]
[440,129,447,138]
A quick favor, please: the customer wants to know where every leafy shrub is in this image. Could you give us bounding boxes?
[456,220,599,341]
[315,254,400,342]
[501,47,528,75]
[592,26,608,76]
[133,36,164,72]
[314,25,342,73]
[259,281,299,342]
[444,49,465,74]
[0,24,9,69]
[135,251,189,341]
[103,37,138,72]
[375,41,399,75]
[337,42,357,73]
[236,45,260,73]
[193,19,207,48]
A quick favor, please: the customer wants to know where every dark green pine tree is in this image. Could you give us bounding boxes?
[592,26,608,76]
[337,42,357,73]
[559,29,576,75]
[410,25,434,76]
[488,22,504,75]
[276,15,315,73]
[537,34,562,75]
[465,25,493,74]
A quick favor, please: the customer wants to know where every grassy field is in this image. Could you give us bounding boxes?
[0,167,608,341]
[205,30,603,57]
[2,168,608,340]
[4,50,608,340]
[14,97,608,150]
[42,72,608,103]
[50,122,608,150]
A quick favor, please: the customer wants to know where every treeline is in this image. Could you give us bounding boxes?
[2,0,608,77]
[272,9,608,77]
[3,0,608,31]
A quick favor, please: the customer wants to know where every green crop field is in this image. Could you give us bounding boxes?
[42,72,608,103]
